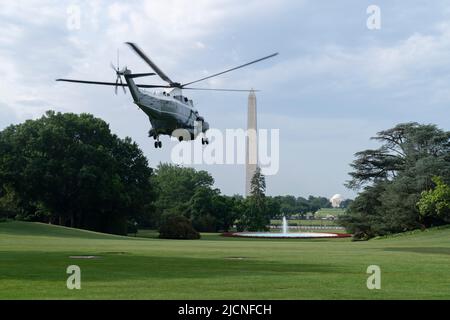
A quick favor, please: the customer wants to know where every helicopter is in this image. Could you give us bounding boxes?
[56,42,278,148]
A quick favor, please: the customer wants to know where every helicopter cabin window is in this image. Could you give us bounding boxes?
[174,95,190,105]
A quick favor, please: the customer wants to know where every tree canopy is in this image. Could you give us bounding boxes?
[417,176,450,225]
[0,111,154,234]
[340,122,450,239]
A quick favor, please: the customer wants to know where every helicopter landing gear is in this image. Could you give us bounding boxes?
[154,140,162,148]
[154,136,162,148]
[201,137,209,145]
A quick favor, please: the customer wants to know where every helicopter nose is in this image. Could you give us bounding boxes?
[203,121,209,132]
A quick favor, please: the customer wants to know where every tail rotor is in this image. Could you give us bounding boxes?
[110,49,126,95]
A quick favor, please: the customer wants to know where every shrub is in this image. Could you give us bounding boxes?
[159,214,200,240]
[193,214,217,232]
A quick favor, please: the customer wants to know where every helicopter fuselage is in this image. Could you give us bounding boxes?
[124,71,209,141]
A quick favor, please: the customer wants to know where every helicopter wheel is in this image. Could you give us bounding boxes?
[201,138,209,145]
[154,141,162,148]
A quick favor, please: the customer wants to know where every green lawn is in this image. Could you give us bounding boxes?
[1,221,449,299]
[314,208,346,218]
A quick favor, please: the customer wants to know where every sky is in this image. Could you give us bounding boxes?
[1,0,450,199]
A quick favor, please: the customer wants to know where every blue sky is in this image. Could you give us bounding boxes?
[1,0,449,199]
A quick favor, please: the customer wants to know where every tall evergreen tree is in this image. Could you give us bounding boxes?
[341,122,450,239]
[239,167,270,231]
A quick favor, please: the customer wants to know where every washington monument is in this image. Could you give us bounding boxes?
[245,90,258,196]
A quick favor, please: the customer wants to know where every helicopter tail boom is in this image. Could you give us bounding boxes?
[123,70,141,102]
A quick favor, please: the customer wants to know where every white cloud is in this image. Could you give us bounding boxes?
[1,0,449,197]
[247,22,450,100]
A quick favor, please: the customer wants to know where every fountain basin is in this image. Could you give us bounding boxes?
[222,232,351,239]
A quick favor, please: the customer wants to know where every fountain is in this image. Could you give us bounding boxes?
[223,216,351,239]
[282,216,288,234]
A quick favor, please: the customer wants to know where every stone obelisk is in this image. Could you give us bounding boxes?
[245,90,258,196]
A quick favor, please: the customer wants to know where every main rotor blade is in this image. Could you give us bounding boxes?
[56,79,170,89]
[125,42,174,84]
[183,87,260,92]
[127,72,157,79]
[57,79,128,86]
[182,52,278,87]
[135,84,172,88]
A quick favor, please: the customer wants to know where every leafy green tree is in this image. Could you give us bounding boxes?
[152,165,244,232]
[339,199,353,209]
[0,186,20,220]
[266,196,281,220]
[296,196,310,214]
[278,195,297,216]
[188,186,217,232]
[152,163,214,227]
[209,194,241,232]
[272,195,331,219]
[418,176,450,225]
[0,111,154,234]
[308,195,331,212]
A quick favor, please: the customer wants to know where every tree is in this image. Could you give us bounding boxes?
[0,111,154,234]
[277,195,297,216]
[266,196,281,220]
[338,183,386,239]
[238,167,270,231]
[346,122,450,189]
[0,186,20,220]
[272,195,332,219]
[417,176,450,225]
[341,123,450,239]
[339,199,353,209]
[159,212,200,240]
[308,195,331,212]
[188,186,217,232]
[296,196,310,215]
[152,163,214,227]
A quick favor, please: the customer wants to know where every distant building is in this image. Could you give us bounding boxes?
[330,194,344,208]
[245,90,258,196]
